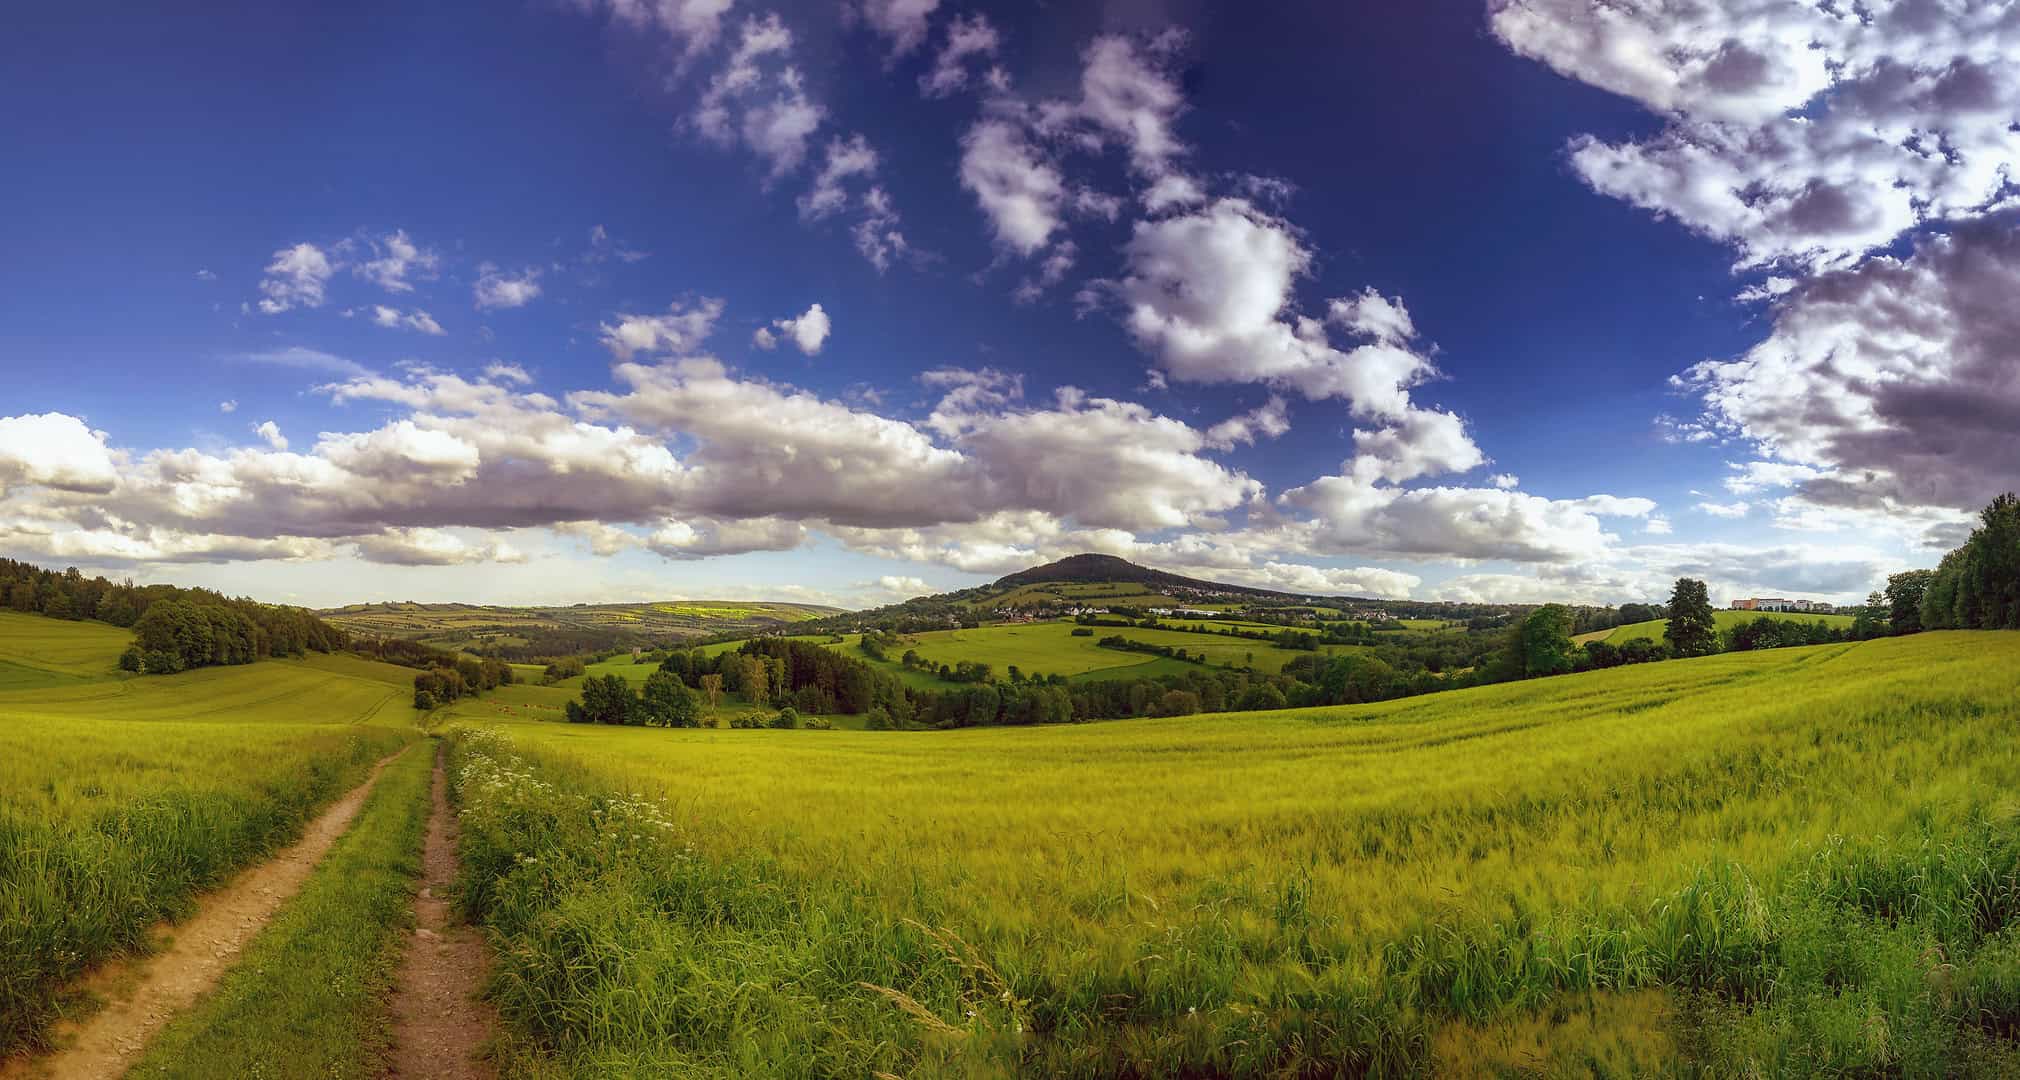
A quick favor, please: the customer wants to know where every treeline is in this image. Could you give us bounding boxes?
[0,558,346,675]
[1917,493,2020,631]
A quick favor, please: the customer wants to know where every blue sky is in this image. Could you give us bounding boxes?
[2,0,2010,608]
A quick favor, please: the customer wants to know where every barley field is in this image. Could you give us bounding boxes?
[443,631,2020,1076]
[0,612,418,1054]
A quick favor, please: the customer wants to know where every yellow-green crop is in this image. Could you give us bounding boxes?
[444,631,2020,1075]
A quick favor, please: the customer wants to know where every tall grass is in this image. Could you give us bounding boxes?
[446,632,2020,1074]
[127,743,432,1079]
[0,637,419,1055]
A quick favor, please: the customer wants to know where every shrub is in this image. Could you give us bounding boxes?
[769,707,802,730]
[1070,627,1094,637]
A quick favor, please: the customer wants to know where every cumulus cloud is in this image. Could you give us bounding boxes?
[648,515,807,558]
[960,118,1065,256]
[0,413,119,494]
[256,242,335,313]
[219,400,238,414]
[252,421,289,451]
[353,527,526,566]
[600,297,726,359]
[1492,0,2020,273]
[753,303,831,355]
[473,265,542,310]
[1202,396,1290,451]
[1675,219,2020,524]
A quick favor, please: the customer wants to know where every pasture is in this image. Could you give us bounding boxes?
[0,612,418,1055]
[444,631,2020,1076]
[1576,609,1855,645]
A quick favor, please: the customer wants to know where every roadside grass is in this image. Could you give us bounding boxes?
[442,632,2020,1076]
[0,621,418,1055]
[127,744,433,1079]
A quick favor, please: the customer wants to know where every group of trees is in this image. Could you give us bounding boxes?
[412,655,515,710]
[0,561,347,676]
[563,670,704,727]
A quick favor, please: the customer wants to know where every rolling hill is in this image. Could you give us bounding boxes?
[320,599,841,657]
[1574,609,1856,646]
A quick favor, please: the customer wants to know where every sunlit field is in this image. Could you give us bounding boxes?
[1576,609,1856,646]
[445,631,2020,1076]
[0,613,417,1054]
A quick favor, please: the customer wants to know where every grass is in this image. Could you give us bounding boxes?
[127,743,434,1079]
[0,611,419,1055]
[442,631,2020,1075]
[1577,609,1856,645]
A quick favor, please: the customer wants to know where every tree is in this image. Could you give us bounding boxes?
[1884,570,1934,634]
[579,673,637,725]
[1664,578,1718,657]
[698,673,724,712]
[640,669,701,728]
[1515,605,1576,678]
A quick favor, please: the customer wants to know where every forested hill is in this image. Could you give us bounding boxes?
[993,554,1324,600]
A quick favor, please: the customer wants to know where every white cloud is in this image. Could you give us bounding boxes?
[920,12,998,97]
[960,118,1065,256]
[0,413,119,494]
[1202,396,1290,451]
[240,346,369,378]
[369,305,446,335]
[600,297,725,359]
[1492,0,2020,273]
[256,242,335,314]
[355,229,438,293]
[857,0,939,58]
[694,14,825,178]
[253,420,289,451]
[483,362,532,385]
[761,303,830,355]
[1489,473,1520,490]
[852,185,909,272]
[353,527,526,566]
[648,515,807,559]
[1695,500,1750,519]
[219,400,238,414]
[473,265,542,310]
[799,134,879,220]
[196,268,217,282]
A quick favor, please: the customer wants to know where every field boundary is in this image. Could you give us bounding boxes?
[0,747,412,1080]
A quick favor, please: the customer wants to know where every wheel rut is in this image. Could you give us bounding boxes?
[383,744,499,1079]
[0,750,406,1080]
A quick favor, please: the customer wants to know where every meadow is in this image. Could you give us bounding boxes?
[443,631,2020,1076]
[678,621,1364,689]
[0,612,418,1055]
[1575,609,1855,645]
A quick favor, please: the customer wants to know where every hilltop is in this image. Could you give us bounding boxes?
[993,554,1314,600]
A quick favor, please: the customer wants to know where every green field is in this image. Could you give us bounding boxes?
[683,622,1362,689]
[1576,609,1856,645]
[319,598,840,653]
[442,631,2020,1075]
[0,611,419,1054]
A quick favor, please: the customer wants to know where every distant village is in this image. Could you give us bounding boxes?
[1728,596,1834,614]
